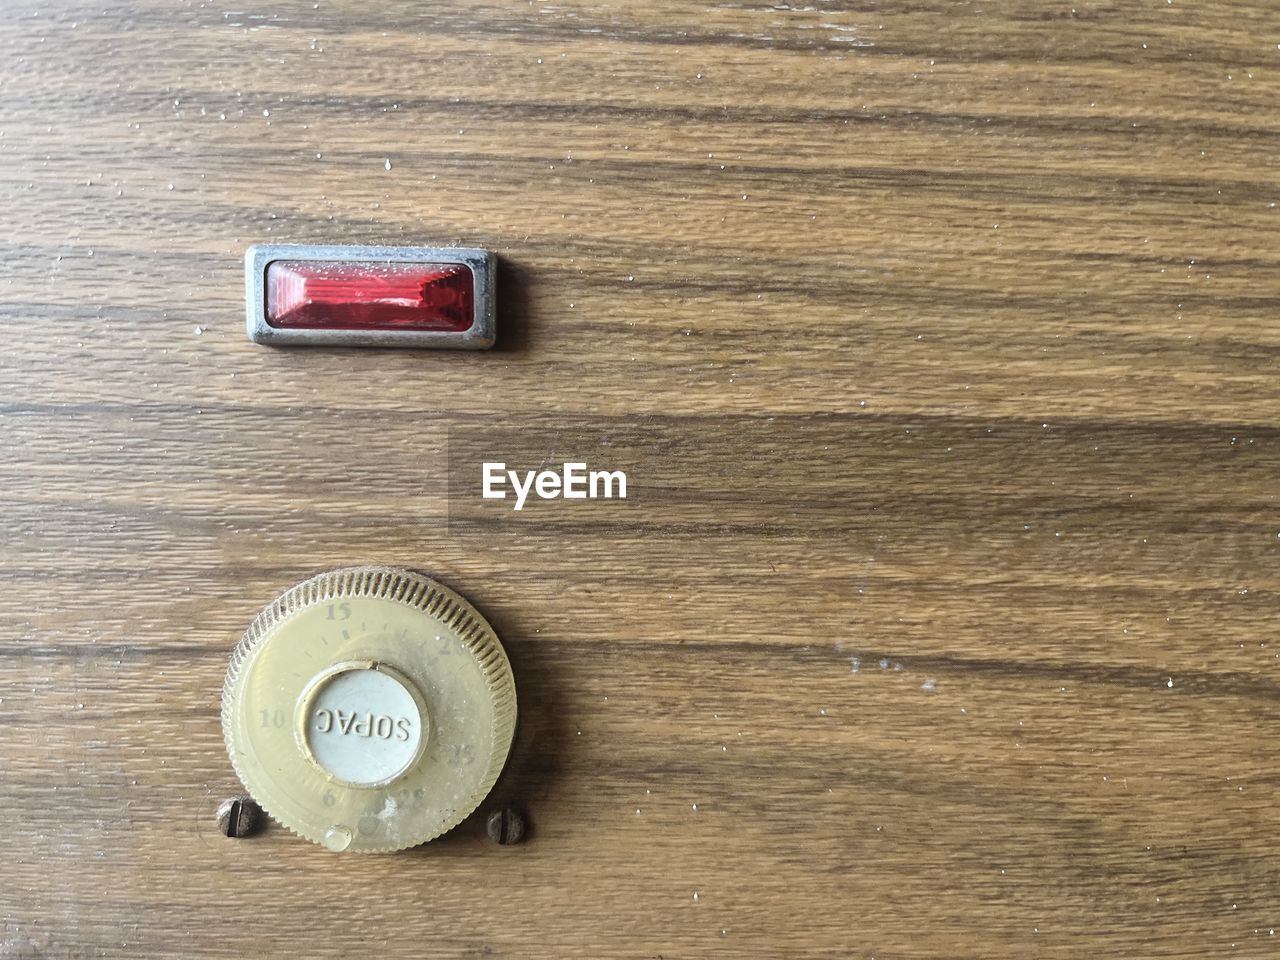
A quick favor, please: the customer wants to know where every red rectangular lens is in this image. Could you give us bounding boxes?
[265,259,475,332]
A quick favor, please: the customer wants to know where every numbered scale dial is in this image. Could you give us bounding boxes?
[222,567,517,853]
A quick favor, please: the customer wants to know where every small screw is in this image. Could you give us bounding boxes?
[486,807,525,845]
[216,797,262,838]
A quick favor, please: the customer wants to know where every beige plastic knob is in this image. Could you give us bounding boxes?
[221,567,516,853]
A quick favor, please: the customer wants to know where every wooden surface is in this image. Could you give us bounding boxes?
[2,0,1280,956]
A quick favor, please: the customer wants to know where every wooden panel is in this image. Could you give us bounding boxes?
[2,0,1279,956]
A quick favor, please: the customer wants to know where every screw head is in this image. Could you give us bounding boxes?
[216,797,262,838]
[485,807,526,845]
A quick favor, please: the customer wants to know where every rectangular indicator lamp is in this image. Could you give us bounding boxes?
[245,244,495,349]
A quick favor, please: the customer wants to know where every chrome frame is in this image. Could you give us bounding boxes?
[244,243,496,349]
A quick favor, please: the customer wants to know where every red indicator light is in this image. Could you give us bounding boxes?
[265,259,475,332]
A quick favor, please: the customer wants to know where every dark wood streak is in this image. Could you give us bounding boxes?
[11,89,1279,144]
[46,2,1279,64]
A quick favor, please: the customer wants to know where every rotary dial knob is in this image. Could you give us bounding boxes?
[221,567,517,853]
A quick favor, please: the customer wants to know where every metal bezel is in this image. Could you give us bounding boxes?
[244,243,495,349]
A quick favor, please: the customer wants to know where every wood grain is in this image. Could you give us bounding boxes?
[2,0,1280,956]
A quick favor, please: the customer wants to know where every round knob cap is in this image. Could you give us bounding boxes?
[221,567,517,853]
